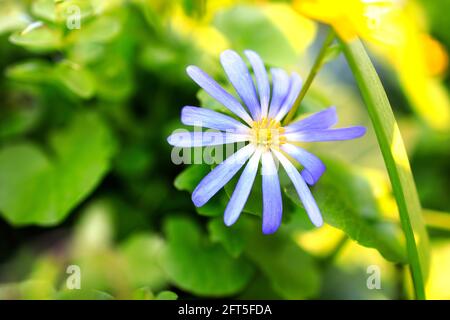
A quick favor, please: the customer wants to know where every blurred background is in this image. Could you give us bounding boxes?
[0,0,449,300]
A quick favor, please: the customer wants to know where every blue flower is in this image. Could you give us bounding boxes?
[168,49,366,234]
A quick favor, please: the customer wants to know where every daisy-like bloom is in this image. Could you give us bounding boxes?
[168,50,366,234]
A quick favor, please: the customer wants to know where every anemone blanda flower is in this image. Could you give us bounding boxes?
[168,49,366,234]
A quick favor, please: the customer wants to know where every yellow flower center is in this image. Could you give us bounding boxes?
[251,117,286,149]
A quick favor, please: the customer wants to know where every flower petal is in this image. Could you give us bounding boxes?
[181,106,250,133]
[285,107,338,133]
[221,50,261,120]
[192,144,256,207]
[268,68,290,118]
[224,148,262,226]
[167,131,250,147]
[186,65,253,125]
[245,50,270,118]
[272,149,323,227]
[281,143,325,185]
[275,72,303,121]
[261,151,283,234]
[285,126,366,142]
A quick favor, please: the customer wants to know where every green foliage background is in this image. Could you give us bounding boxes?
[0,0,449,300]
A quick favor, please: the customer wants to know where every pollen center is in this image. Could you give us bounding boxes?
[251,117,286,149]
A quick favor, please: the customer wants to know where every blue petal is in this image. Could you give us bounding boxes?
[274,72,303,121]
[281,143,325,185]
[167,131,250,147]
[261,151,283,234]
[245,50,270,118]
[192,144,255,207]
[224,149,262,226]
[272,149,323,227]
[221,50,261,120]
[285,107,338,133]
[268,68,290,118]
[285,126,366,142]
[181,106,250,132]
[269,68,290,118]
[186,65,253,125]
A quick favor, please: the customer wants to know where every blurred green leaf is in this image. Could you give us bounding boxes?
[20,280,56,299]
[55,289,114,300]
[207,217,245,258]
[31,0,57,22]
[163,216,254,297]
[0,86,43,139]
[68,16,121,44]
[114,144,153,178]
[174,163,210,192]
[284,158,407,263]
[9,22,63,51]
[214,4,316,66]
[0,1,28,35]
[0,112,116,225]
[156,290,178,300]
[132,287,154,300]
[131,288,178,300]
[94,54,134,101]
[236,216,321,299]
[32,0,95,23]
[119,234,168,290]
[7,59,96,99]
[6,60,54,83]
[72,200,115,254]
[174,164,227,217]
[54,60,96,98]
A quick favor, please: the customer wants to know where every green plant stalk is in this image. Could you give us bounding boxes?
[341,39,429,300]
[283,29,336,125]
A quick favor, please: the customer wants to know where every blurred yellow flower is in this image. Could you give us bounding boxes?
[170,3,230,56]
[169,0,317,64]
[294,0,450,131]
[293,0,379,42]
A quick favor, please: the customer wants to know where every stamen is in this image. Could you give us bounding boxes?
[251,117,286,148]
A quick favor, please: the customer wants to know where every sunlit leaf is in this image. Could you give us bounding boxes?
[0,112,116,225]
[235,216,321,299]
[174,163,210,192]
[94,54,134,101]
[174,163,236,217]
[54,60,96,98]
[0,1,28,35]
[207,217,245,258]
[32,0,96,23]
[155,290,178,300]
[6,60,54,83]
[284,157,407,263]
[55,289,114,300]
[214,3,316,66]
[67,16,121,44]
[119,234,168,290]
[9,22,63,51]
[162,216,254,296]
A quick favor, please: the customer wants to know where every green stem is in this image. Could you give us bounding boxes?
[283,29,336,125]
[341,39,429,300]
